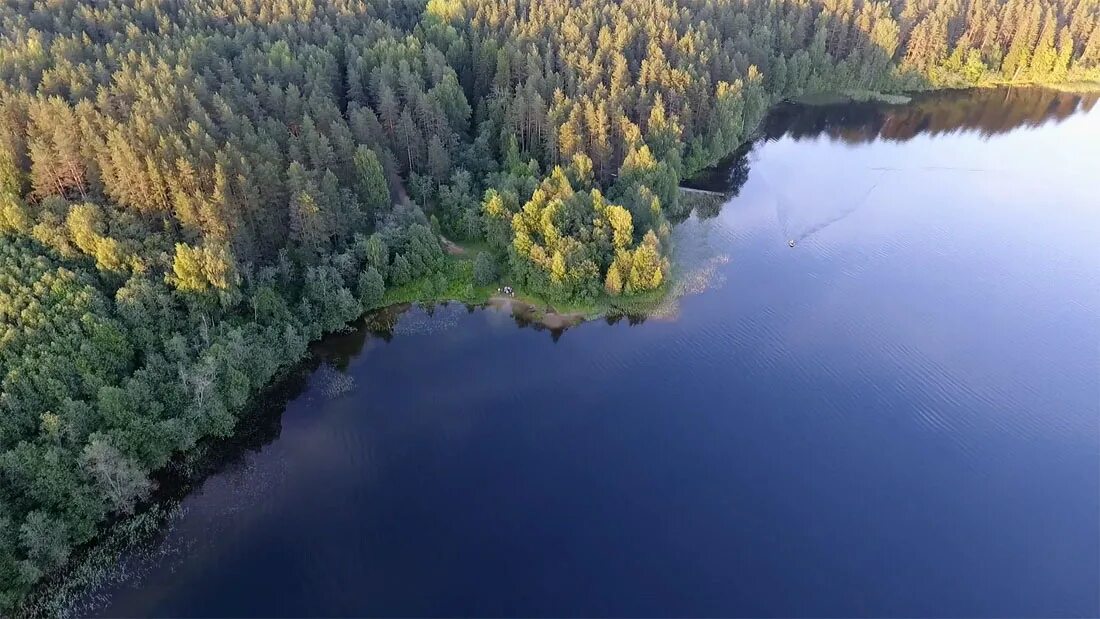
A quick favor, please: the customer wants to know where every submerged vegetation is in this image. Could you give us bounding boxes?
[0,0,1098,610]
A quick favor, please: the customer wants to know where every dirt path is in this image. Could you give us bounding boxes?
[439,235,465,256]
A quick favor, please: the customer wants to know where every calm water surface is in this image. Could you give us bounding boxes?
[91,88,1100,617]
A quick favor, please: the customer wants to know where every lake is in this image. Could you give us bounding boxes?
[85,88,1100,617]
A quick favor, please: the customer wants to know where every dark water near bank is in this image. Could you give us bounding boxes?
[91,88,1100,617]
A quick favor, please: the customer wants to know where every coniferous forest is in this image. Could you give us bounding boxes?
[0,0,1098,609]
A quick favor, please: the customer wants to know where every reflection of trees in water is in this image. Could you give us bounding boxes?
[678,141,754,198]
[510,306,650,337]
[766,88,1099,144]
[674,87,1094,214]
[604,313,648,327]
[147,299,552,496]
[153,362,311,499]
[664,88,1091,221]
[682,87,1097,231]
[366,302,592,341]
[672,141,753,223]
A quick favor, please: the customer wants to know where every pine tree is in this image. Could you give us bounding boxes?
[396,108,423,173]
[171,243,210,292]
[353,146,389,223]
[427,135,451,182]
[289,189,327,255]
[1028,9,1058,79]
[1078,23,1100,70]
[1002,3,1041,79]
[1052,27,1074,80]
[558,106,585,163]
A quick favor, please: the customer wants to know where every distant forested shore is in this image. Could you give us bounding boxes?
[1,0,1098,610]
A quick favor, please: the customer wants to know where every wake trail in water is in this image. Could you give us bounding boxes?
[761,168,885,245]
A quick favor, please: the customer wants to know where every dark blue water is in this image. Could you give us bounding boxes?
[90,88,1100,617]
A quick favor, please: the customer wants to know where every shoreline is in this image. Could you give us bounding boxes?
[791,89,914,106]
[12,287,650,614]
[17,81,1097,616]
[786,80,1100,108]
[368,285,665,332]
[485,295,589,330]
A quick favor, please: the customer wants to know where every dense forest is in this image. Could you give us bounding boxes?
[0,0,1097,609]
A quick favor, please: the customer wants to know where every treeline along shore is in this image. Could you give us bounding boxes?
[1,0,1099,609]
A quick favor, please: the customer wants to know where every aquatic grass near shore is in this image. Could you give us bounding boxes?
[15,503,183,619]
[318,363,356,398]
